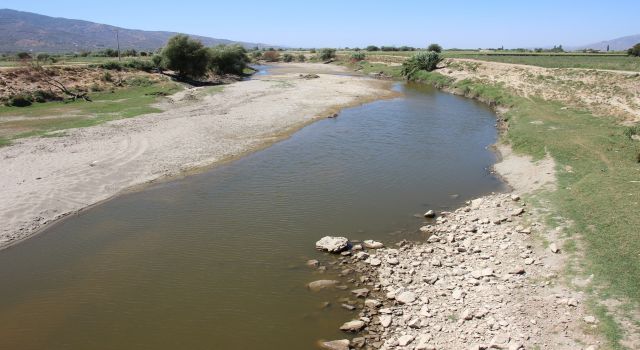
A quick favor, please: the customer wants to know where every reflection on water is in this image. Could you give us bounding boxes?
[0,83,504,349]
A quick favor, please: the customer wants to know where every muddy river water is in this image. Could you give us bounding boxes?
[0,80,505,349]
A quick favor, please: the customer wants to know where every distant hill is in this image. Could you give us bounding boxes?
[571,34,640,51]
[0,9,277,53]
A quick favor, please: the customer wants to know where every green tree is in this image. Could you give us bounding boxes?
[318,48,336,60]
[366,45,379,51]
[427,43,442,53]
[628,43,640,57]
[162,35,211,79]
[209,45,249,75]
[401,51,442,79]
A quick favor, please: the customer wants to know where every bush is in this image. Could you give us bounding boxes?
[309,49,316,54]
[427,43,442,53]
[32,90,60,103]
[628,43,640,57]
[262,50,280,62]
[151,55,164,69]
[381,46,398,52]
[401,51,443,79]
[319,48,336,60]
[282,53,294,62]
[161,35,210,79]
[351,52,366,61]
[251,51,263,60]
[366,45,379,52]
[209,45,249,75]
[102,71,113,82]
[7,95,32,107]
[16,52,32,60]
[124,59,155,72]
[98,61,124,71]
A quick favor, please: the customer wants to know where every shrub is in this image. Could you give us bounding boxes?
[251,51,263,60]
[309,49,316,53]
[351,52,366,61]
[366,45,379,52]
[262,50,280,62]
[427,43,442,53]
[161,35,211,79]
[381,46,398,51]
[124,59,155,72]
[16,52,32,60]
[32,90,60,103]
[282,53,294,62]
[297,54,306,62]
[401,51,443,79]
[628,43,640,57]
[319,48,336,60]
[209,45,249,75]
[102,71,113,82]
[36,53,50,62]
[7,95,32,107]
[151,55,164,69]
[98,61,125,70]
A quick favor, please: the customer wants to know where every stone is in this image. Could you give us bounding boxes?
[509,266,526,274]
[351,288,370,298]
[306,259,320,268]
[339,319,365,332]
[307,280,339,292]
[550,242,560,253]
[584,315,597,324]
[511,208,525,216]
[398,334,415,346]
[364,299,382,308]
[319,339,350,350]
[424,210,436,218]
[489,333,510,348]
[396,291,417,304]
[351,337,366,348]
[363,240,384,249]
[380,315,392,328]
[452,288,465,300]
[316,236,350,253]
[387,257,400,265]
[368,258,382,266]
[524,258,534,265]
[511,194,521,201]
[341,304,356,311]
[471,198,484,210]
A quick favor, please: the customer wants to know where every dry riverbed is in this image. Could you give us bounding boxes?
[0,63,393,249]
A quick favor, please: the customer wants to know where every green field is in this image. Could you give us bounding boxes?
[331,50,640,72]
[0,81,182,145]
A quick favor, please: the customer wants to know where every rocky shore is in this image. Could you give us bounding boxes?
[312,192,601,349]
[301,62,606,348]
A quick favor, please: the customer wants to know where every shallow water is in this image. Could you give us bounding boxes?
[0,82,505,349]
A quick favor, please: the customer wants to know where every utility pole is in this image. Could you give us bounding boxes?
[116,29,121,61]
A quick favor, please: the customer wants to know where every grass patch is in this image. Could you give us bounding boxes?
[442,53,640,71]
[350,61,403,78]
[0,81,181,140]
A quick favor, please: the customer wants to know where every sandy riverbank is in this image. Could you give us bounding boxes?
[0,63,394,249]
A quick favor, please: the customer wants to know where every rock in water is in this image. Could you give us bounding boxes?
[339,319,366,332]
[316,236,350,253]
[307,280,339,292]
[319,339,350,350]
[363,240,384,249]
[424,210,436,218]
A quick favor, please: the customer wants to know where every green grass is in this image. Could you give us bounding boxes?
[333,50,640,71]
[411,69,640,348]
[0,82,181,144]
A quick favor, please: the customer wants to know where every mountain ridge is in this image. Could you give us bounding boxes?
[0,9,278,53]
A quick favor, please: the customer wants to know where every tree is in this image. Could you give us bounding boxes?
[628,43,640,57]
[262,50,280,62]
[427,43,442,53]
[16,52,32,60]
[209,45,249,75]
[162,35,210,79]
[401,51,443,79]
[319,48,336,60]
[366,45,380,52]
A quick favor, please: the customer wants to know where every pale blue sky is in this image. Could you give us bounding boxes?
[3,0,639,48]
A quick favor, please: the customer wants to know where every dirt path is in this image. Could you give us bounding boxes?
[0,63,394,249]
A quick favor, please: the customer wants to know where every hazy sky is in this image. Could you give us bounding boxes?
[3,0,639,48]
